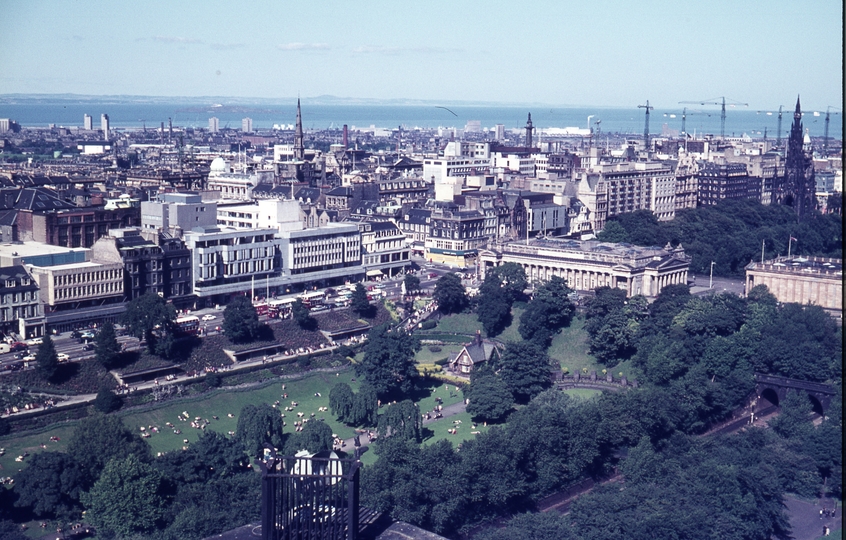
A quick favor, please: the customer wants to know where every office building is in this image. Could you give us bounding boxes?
[100,114,110,138]
[242,117,253,133]
[83,114,93,130]
[209,117,220,133]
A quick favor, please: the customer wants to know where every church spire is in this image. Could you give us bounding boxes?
[294,98,304,161]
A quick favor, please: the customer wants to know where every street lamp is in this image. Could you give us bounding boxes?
[709,261,716,289]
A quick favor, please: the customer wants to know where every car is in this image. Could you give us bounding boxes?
[23,354,36,362]
[10,342,28,352]
[201,314,217,321]
[57,353,70,362]
[26,337,43,346]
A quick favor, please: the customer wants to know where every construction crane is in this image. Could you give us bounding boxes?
[823,106,841,157]
[679,96,748,139]
[638,100,654,150]
[756,106,785,148]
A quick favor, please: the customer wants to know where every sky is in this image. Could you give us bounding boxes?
[0,0,842,110]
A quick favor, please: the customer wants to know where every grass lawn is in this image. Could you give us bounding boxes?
[414,344,463,365]
[0,424,76,477]
[561,388,603,400]
[121,370,361,456]
[429,312,482,335]
[548,316,597,374]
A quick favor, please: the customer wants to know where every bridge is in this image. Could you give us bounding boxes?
[754,373,837,416]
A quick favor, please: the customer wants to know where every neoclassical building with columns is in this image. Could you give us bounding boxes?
[479,238,690,298]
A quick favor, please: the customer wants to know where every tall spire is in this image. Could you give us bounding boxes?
[294,98,304,160]
[778,94,816,218]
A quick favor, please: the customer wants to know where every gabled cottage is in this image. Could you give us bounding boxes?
[449,331,502,375]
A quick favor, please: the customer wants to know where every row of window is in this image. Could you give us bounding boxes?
[1,291,37,303]
[53,270,121,286]
[0,306,39,321]
[55,282,120,299]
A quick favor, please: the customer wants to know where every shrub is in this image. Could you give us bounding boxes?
[420,320,437,330]
[427,345,442,353]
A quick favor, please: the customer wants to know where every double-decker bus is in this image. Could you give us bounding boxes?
[268,297,297,319]
[298,291,326,308]
[253,302,270,317]
[175,315,200,336]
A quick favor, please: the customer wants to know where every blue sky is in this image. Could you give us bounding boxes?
[0,0,841,110]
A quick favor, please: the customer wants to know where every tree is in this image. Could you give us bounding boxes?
[351,283,375,317]
[486,263,528,303]
[465,373,514,423]
[283,420,334,455]
[94,321,121,369]
[356,324,420,397]
[235,403,284,458]
[329,382,355,423]
[93,386,122,413]
[13,452,86,520]
[121,292,177,355]
[770,390,814,440]
[595,220,629,243]
[81,454,167,538]
[223,295,261,343]
[292,299,317,330]
[377,400,422,442]
[475,512,575,540]
[349,383,378,427]
[476,283,512,337]
[403,274,420,293]
[519,276,575,347]
[66,415,152,488]
[433,273,468,314]
[498,341,552,403]
[35,334,59,380]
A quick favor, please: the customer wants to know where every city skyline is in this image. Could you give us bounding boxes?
[0,0,842,111]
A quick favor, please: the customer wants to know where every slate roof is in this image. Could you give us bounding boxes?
[2,188,77,212]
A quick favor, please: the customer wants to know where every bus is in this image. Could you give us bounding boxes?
[253,302,270,317]
[268,298,298,319]
[175,315,200,336]
[298,291,326,308]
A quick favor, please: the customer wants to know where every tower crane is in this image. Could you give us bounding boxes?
[823,106,841,157]
[638,100,653,150]
[756,106,785,148]
[679,96,748,139]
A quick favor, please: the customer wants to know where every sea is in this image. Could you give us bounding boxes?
[0,97,841,140]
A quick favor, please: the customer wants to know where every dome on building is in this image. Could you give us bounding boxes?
[210,157,228,172]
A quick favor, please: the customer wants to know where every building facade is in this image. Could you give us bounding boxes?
[479,238,690,298]
[745,256,842,314]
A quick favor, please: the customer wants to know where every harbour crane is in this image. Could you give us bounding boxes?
[755,106,785,148]
[679,96,748,139]
[823,106,841,157]
[638,100,653,150]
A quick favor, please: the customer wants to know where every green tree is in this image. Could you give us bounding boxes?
[13,452,86,520]
[121,292,177,355]
[223,295,262,343]
[81,454,167,538]
[235,403,284,458]
[35,334,59,380]
[292,298,317,330]
[329,382,355,422]
[433,273,468,314]
[475,512,575,540]
[94,321,121,369]
[770,390,814,440]
[349,383,378,426]
[403,274,420,293]
[498,341,552,403]
[154,430,250,486]
[487,262,528,302]
[595,220,629,243]
[66,415,151,488]
[351,283,375,317]
[518,276,575,347]
[356,324,421,397]
[93,386,122,413]
[476,282,512,337]
[465,373,514,423]
[377,400,422,442]
[283,420,335,455]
